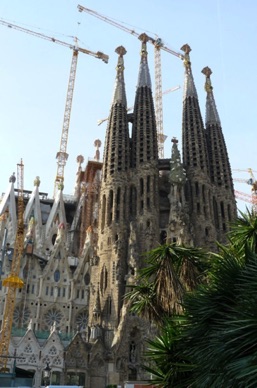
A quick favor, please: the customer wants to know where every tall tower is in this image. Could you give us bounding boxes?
[202,66,237,242]
[90,46,131,332]
[181,44,216,247]
[130,33,159,253]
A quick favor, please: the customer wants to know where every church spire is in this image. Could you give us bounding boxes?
[181,44,198,100]
[102,46,130,181]
[181,44,209,174]
[131,34,158,168]
[112,46,127,108]
[137,33,152,89]
[202,66,221,125]
[202,66,237,234]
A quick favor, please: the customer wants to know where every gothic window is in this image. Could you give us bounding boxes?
[220,201,225,219]
[107,296,112,315]
[116,187,121,221]
[76,310,88,329]
[49,346,57,355]
[84,273,90,286]
[13,306,30,327]
[195,182,199,197]
[100,265,108,293]
[54,269,60,282]
[53,356,62,366]
[147,176,150,192]
[28,354,37,364]
[44,308,63,328]
[160,230,167,245]
[227,204,231,221]
[112,261,116,285]
[140,178,144,195]
[107,190,113,226]
[202,185,206,202]
[101,194,106,232]
[24,344,33,354]
[213,197,219,229]
[17,353,25,363]
[129,341,137,363]
[123,188,127,219]
[129,185,137,216]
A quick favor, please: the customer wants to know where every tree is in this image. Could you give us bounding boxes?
[126,243,208,326]
[141,210,257,387]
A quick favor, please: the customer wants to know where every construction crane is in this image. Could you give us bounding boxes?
[233,168,257,213]
[0,18,109,197]
[78,4,184,158]
[97,85,181,126]
[0,160,24,371]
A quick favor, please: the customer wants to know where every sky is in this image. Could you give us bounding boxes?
[0,0,256,212]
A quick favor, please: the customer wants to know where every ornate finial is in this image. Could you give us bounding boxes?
[202,66,213,93]
[139,33,149,58]
[202,66,212,78]
[171,137,178,144]
[181,44,191,69]
[115,46,127,57]
[34,176,40,187]
[76,155,84,166]
[94,139,101,161]
[9,172,16,183]
[138,33,150,43]
[115,46,126,73]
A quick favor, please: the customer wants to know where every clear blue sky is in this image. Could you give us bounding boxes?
[0,0,255,211]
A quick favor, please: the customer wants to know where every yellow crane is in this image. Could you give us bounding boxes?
[0,18,109,197]
[78,4,184,158]
[0,160,24,371]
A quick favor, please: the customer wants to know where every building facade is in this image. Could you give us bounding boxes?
[0,38,236,387]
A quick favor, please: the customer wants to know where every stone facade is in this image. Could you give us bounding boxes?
[0,40,236,387]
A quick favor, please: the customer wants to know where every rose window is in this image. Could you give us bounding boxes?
[76,310,88,330]
[44,308,63,328]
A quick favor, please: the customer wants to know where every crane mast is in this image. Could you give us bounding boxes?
[78,4,183,158]
[233,168,257,213]
[0,18,109,197]
[0,160,24,371]
[54,46,78,195]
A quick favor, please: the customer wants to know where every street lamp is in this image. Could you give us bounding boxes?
[43,362,51,387]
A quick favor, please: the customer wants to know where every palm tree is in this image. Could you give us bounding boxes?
[143,317,194,388]
[144,210,257,387]
[126,243,208,325]
[228,208,257,253]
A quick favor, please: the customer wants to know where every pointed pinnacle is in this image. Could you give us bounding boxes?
[180,44,191,54]
[115,46,127,56]
[202,66,213,93]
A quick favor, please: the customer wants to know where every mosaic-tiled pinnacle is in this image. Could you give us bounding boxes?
[137,33,152,89]
[202,66,221,125]
[112,46,127,107]
[169,137,187,185]
[181,44,198,100]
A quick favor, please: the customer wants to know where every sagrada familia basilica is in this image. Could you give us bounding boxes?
[0,35,236,387]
